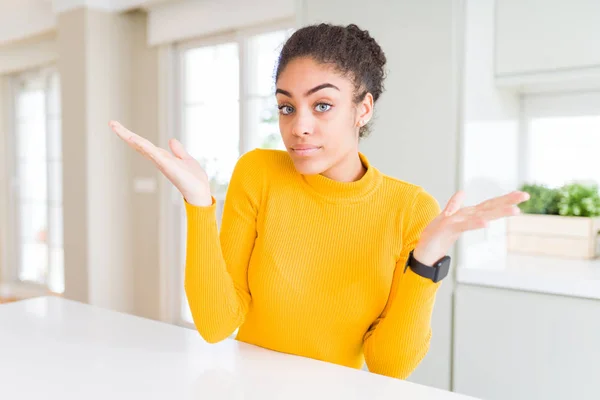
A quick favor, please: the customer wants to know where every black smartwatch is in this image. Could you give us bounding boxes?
[404,250,451,283]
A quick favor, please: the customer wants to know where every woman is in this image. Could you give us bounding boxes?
[110,23,528,379]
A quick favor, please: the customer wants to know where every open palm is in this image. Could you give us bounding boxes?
[414,190,530,265]
[109,120,212,206]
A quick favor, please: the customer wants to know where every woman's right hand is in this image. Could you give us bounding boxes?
[109,120,213,207]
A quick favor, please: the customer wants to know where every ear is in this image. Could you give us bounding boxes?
[355,92,374,128]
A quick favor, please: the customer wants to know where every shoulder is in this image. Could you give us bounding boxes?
[381,175,439,206]
[380,174,441,218]
[236,148,291,168]
[230,148,294,192]
[234,148,295,179]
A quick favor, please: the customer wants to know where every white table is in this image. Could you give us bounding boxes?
[0,296,478,399]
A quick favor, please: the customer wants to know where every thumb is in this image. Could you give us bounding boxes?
[443,190,466,216]
[169,138,192,160]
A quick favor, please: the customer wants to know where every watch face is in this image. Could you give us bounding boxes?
[433,257,451,282]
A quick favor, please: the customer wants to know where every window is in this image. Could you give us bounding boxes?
[458,91,600,268]
[6,68,63,294]
[522,92,600,188]
[173,26,293,325]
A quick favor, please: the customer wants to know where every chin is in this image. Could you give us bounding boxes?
[287,150,328,175]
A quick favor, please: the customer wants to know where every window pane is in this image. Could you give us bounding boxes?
[19,202,48,243]
[12,70,61,290]
[19,243,48,284]
[17,90,44,119]
[184,102,240,197]
[247,30,290,97]
[49,206,63,247]
[48,117,61,161]
[48,161,62,205]
[527,116,600,187]
[184,42,239,104]
[18,161,48,202]
[48,248,64,294]
[17,119,47,160]
[247,96,285,150]
[47,73,61,117]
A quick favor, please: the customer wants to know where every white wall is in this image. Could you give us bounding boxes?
[0,0,55,46]
[0,0,174,46]
[0,78,8,283]
[53,0,172,13]
[147,0,296,46]
[58,8,135,313]
[0,32,57,75]
[300,0,463,391]
[458,0,520,268]
[129,12,162,320]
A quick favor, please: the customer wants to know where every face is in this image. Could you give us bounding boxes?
[275,57,373,176]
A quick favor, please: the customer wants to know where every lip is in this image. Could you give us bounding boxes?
[292,144,321,150]
[291,145,322,157]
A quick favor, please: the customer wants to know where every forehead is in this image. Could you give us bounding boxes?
[276,57,351,92]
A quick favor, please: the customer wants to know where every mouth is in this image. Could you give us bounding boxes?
[291,146,322,157]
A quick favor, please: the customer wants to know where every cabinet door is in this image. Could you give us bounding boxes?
[495,0,600,76]
[453,284,600,400]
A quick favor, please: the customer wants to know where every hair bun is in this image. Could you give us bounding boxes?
[344,24,387,70]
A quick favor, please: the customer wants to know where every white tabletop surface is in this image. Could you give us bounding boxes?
[0,296,478,400]
[457,250,600,300]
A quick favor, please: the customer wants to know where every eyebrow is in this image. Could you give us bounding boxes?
[275,83,340,98]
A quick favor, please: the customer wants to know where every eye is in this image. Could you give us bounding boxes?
[278,105,294,115]
[315,103,332,112]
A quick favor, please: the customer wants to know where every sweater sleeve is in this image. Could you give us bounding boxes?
[363,188,443,379]
[184,149,264,343]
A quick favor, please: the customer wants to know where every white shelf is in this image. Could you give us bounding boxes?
[457,251,600,300]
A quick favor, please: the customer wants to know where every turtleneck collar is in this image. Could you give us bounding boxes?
[299,152,383,203]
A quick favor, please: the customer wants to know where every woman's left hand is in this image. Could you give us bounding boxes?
[413,190,530,266]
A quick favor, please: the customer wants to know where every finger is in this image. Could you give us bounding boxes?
[109,120,165,163]
[109,120,153,152]
[452,205,520,232]
[109,120,142,142]
[169,138,192,160]
[477,190,530,211]
[456,217,489,232]
[443,190,466,216]
[479,204,521,221]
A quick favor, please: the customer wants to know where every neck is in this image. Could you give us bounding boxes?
[321,151,367,182]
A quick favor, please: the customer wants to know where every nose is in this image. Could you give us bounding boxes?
[291,110,314,137]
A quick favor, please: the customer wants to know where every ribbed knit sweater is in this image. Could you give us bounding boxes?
[184,148,442,379]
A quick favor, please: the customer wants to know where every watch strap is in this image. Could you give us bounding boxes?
[404,250,450,283]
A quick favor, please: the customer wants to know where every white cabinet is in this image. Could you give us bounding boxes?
[453,284,600,400]
[495,0,600,89]
[495,0,600,76]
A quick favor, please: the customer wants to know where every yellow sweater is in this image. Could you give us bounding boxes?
[184,149,442,379]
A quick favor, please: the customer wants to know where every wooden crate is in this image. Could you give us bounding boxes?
[506,214,600,259]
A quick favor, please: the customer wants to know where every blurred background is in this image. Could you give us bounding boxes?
[0,1,599,399]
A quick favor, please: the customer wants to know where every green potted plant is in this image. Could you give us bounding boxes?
[507,182,600,259]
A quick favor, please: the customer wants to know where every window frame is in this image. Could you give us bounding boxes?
[1,65,62,295]
[163,20,294,328]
